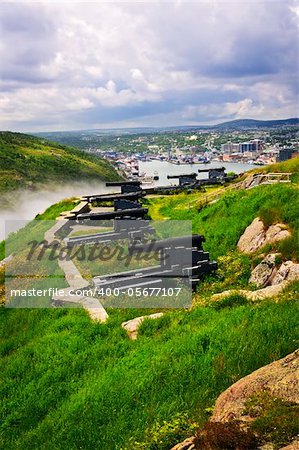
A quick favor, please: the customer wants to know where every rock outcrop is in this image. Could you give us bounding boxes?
[247,255,299,291]
[264,223,291,246]
[237,218,291,254]
[279,441,299,450]
[272,261,299,285]
[212,254,299,302]
[121,313,164,340]
[237,218,265,253]
[211,282,288,302]
[249,253,278,287]
[171,352,299,450]
[211,350,299,424]
[171,437,196,450]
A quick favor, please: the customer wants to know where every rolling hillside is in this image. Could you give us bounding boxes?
[0,131,120,193]
[213,117,299,130]
[0,158,298,449]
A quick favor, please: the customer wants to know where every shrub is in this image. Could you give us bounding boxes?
[124,413,200,450]
[244,393,299,448]
[258,206,282,228]
[277,235,299,261]
[215,252,251,289]
[194,421,259,449]
[210,294,249,310]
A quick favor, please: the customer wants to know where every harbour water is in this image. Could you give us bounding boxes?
[139,160,253,186]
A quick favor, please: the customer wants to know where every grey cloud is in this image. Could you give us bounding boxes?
[0,3,59,83]
[0,1,298,130]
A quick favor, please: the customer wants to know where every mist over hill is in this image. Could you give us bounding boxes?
[0,131,120,194]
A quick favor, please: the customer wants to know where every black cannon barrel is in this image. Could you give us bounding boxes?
[106,181,141,187]
[114,199,141,210]
[167,173,197,179]
[77,208,148,221]
[121,184,141,193]
[198,167,225,173]
[128,234,205,254]
[197,178,223,185]
[90,192,145,202]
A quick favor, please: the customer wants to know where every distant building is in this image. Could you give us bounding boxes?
[278,148,298,162]
[221,143,231,152]
[251,139,263,152]
[221,142,240,153]
[239,142,255,153]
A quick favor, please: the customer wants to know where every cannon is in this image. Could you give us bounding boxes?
[114,199,141,211]
[167,173,198,186]
[64,219,154,246]
[121,184,142,193]
[106,181,141,187]
[85,192,145,203]
[128,234,205,255]
[93,234,217,292]
[198,167,226,179]
[167,173,197,179]
[197,167,237,184]
[77,207,148,221]
[105,180,143,194]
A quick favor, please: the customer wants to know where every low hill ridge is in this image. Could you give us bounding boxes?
[213,117,299,130]
[0,131,120,193]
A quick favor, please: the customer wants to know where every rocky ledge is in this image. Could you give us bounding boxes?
[171,351,299,450]
[237,218,290,254]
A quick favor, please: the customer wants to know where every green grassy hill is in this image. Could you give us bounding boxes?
[147,157,299,261]
[0,158,298,449]
[0,131,120,193]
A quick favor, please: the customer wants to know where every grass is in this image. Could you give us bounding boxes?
[0,199,79,306]
[251,156,299,184]
[0,158,298,449]
[0,297,298,450]
[147,182,299,261]
[244,392,299,449]
[69,226,114,237]
[0,131,120,194]
[0,198,79,261]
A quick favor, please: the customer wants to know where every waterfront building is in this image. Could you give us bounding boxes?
[278,148,299,162]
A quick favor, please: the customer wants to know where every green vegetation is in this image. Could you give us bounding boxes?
[0,298,298,449]
[147,182,299,260]
[0,131,120,193]
[194,421,259,450]
[0,158,298,449]
[0,199,79,307]
[124,413,201,450]
[244,393,299,449]
[252,155,299,184]
[209,293,249,310]
[0,198,79,261]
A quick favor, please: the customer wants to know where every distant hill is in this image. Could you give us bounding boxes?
[35,118,299,141]
[0,131,120,193]
[213,118,299,130]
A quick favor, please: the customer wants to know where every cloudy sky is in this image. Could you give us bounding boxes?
[0,1,298,131]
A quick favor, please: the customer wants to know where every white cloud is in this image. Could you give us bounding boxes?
[0,0,298,130]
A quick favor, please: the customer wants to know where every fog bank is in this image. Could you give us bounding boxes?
[0,181,115,241]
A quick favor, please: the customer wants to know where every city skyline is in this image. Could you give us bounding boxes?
[0,1,298,132]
